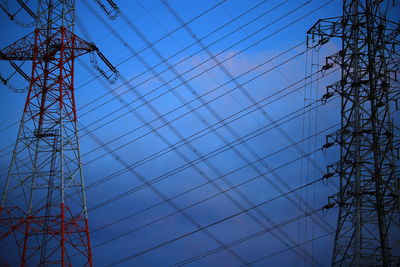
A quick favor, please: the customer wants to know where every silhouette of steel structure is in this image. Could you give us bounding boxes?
[0,0,94,265]
[0,0,398,265]
[308,0,399,266]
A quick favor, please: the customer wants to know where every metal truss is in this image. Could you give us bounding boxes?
[0,0,94,265]
[308,0,400,266]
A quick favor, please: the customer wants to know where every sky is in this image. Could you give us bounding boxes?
[0,0,397,266]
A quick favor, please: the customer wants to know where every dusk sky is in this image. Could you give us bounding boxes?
[0,0,397,266]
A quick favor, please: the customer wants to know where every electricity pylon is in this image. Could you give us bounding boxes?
[0,0,95,265]
[308,0,399,266]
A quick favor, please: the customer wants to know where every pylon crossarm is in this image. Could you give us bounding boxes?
[0,29,95,62]
[0,32,36,60]
[307,17,343,47]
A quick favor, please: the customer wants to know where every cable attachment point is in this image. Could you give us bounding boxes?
[95,0,119,20]
[322,80,346,103]
[0,73,28,93]
[322,133,338,155]
[323,202,334,210]
[0,0,36,27]
[321,91,334,104]
[90,44,119,84]
[322,197,335,216]
[321,163,338,186]
[0,60,30,93]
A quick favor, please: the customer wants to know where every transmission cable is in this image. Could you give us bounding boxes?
[104,203,326,266]
[90,124,338,236]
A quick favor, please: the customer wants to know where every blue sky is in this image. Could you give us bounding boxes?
[1,0,396,266]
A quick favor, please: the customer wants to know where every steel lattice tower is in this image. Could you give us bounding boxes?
[0,0,95,265]
[308,0,400,266]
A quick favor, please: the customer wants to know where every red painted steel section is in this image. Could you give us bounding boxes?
[61,203,65,267]
[85,218,94,267]
[0,26,94,266]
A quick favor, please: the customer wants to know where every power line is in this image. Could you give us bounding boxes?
[105,203,325,266]
[79,98,340,255]
[89,133,337,249]
[170,207,327,266]
[83,1,288,263]
[0,1,342,265]
[239,231,334,267]
[0,0,327,156]
[0,0,318,158]
[90,125,336,234]
[3,69,339,222]
[0,0,229,137]
[83,98,340,251]
[7,6,332,260]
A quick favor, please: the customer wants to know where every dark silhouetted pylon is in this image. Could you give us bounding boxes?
[0,0,95,265]
[308,0,399,266]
